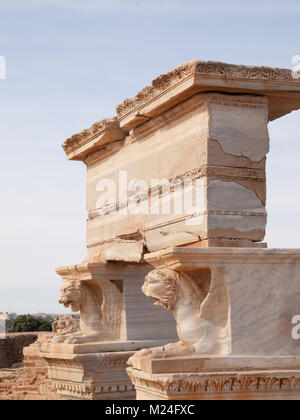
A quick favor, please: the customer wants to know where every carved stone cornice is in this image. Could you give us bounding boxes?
[55,261,149,282]
[127,369,300,396]
[196,61,296,83]
[62,117,126,162]
[63,61,300,162]
[116,60,300,128]
[116,60,198,119]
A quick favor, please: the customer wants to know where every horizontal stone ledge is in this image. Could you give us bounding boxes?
[116,60,300,129]
[145,247,300,268]
[55,261,149,279]
[41,339,178,356]
[130,355,300,374]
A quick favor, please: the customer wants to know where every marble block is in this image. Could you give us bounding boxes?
[128,247,300,400]
[85,93,269,255]
[35,262,177,399]
[43,351,136,400]
[127,363,300,400]
[54,262,177,344]
[62,61,300,257]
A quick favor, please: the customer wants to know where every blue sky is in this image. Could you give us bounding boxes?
[0,0,299,313]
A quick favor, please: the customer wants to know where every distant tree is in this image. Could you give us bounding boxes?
[8,315,52,333]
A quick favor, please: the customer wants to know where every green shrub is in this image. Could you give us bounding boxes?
[8,315,52,333]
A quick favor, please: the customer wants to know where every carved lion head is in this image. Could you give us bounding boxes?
[58,280,81,313]
[142,269,178,311]
[52,315,80,335]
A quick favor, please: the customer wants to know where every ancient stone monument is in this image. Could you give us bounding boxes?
[23,59,300,400]
[122,60,300,400]
[37,94,183,400]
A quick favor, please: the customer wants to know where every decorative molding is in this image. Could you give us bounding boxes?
[96,357,130,368]
[53,381,94,398]
[116,60,299,120]
[196,61,295,83]
[52,380,134,398]
[63,117,126,161]
[116,60,198,118]
[45,354,135,399]
[46,358,82,369]
[207,94,266,108]
[128,371,300,395]
[63,118,115,153]
[46,354,129,369]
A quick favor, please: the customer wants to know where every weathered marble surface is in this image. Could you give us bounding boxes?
[116,60,300,128]
[25,260,177,400]
[127,367,300,400]
[61,58,300,258]
[138,248,300,357]
[46,60,300,400]
[128,247,300,399]
[44,351,136,400]
[54,262,177,344]
[38,262,177,399]
[84,93,269,257]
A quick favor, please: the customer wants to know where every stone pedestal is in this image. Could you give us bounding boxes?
[23,60,300,400]
[44,351,135,400]
[128,360,300,400]
[39,262,177,400]
[128,247,300,400]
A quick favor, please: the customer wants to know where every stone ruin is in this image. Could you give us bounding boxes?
[17,60,300,400]
[0,334,37,369]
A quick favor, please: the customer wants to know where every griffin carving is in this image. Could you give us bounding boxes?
[52,278,122,344]
[128,267,231,364]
